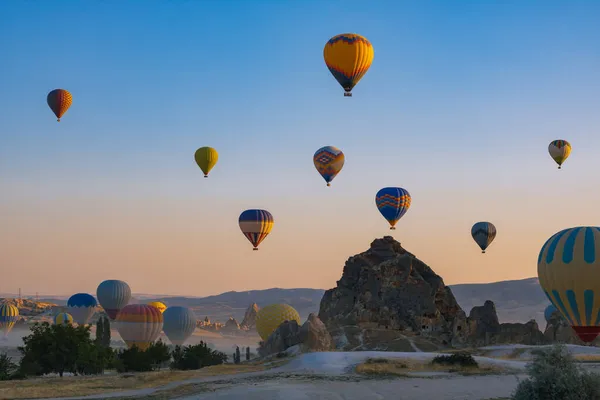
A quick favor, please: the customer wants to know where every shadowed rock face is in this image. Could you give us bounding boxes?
[318,236,467,349]
[240,303,259,330]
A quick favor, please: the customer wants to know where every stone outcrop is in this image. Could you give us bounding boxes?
[543,309,600,345]
[220,317,241,334]
[318,236,467,350]
[298,313,333,352]
[467,300,547,346]
[240,303,259,330]
[258,320,302,357]
[258,314,334,356]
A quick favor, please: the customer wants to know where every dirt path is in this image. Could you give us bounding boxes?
[175,374,525,400]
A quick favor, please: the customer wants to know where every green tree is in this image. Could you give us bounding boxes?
[103,317,111,347]
[18,322,95,377]
[170,341,227,371]
[95,317,104,346]
[0,353,17,381]
[512,344,600,400]
[147,340,171,370]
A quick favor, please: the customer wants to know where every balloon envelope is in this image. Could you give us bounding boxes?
[313,146,345,186]
[471,222,497,253]
[544,304,558,323]
[148,301,167,313]
[255,304,301,341]
[194,147,219,177]
[0,303,19,337]
[97,280,131,320]
[163,306,197,346]
[548,140,571,169]
[47,89,72,121]
[375,187,411,229]
[67,293,97,325]
[54,312,73,325]
[538,226,600,342]
[115,304,163,351]
[239,209,274,250]
[323,33,374,96]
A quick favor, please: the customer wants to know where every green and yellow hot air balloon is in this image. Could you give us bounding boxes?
[548,140,571,169]
[194,147,219,178]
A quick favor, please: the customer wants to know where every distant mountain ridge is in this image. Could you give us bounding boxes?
[33,278,550,327]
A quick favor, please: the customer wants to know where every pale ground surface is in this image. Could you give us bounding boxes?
[9,344,600,400]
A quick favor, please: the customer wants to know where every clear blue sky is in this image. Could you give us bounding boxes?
[1,1,600,296]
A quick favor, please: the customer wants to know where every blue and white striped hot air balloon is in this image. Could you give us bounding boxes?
[67,293,97,325]
[163,306,197,346]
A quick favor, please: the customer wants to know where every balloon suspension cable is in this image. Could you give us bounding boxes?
[253,247,258,251]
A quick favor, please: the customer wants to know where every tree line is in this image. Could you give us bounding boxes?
[0,317,228,380]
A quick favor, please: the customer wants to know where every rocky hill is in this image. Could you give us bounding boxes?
[318,236,550,350]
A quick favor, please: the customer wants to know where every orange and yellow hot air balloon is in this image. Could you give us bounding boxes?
[323,33,374,97]
[114,304,163,351]
[47,89,73,122]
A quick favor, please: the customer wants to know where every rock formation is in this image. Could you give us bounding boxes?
[318,236,467,350]
[220,317,241,334]
[258,313,333,356]
[240,303,259,330]
[466,300,547,345]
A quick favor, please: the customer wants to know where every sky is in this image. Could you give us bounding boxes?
[1,0,600,298]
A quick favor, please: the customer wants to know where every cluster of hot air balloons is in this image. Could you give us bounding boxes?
[38,32,588,346]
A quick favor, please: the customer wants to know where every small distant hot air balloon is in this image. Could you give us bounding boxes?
[471,222,497,254]
[0,303,19,338]
[67,293,97,326]
[313,146,345,187]
[538,226,600,343]
[163,306,197,346]
[239,209,274,250]
[148,301,167,313]
[548,140,571,169]
[115,304,163,351]
[255,304,301,341]
[47,89,73,122]
[97,280,131,320]
[375,187,411,230]
[324,33,374,97]
[544,304,558,324]
[194,147,219,178]
[54,312,73,326]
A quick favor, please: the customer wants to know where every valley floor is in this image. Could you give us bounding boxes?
[6,345,600,400]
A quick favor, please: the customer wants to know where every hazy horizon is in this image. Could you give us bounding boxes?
[2,1,599,297]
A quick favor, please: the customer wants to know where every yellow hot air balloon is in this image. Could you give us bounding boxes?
[324,33,374,97]
[0,303,19,337]
[538,226,600,343]
[194,147,219,178]
[548,140,571,169]
[255,304,301,341]
[148,301,167,313]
